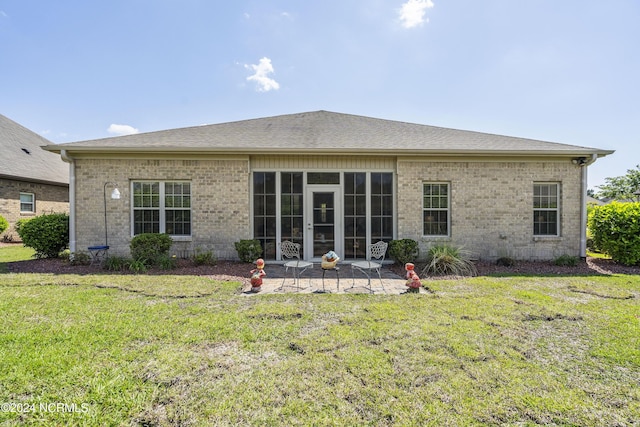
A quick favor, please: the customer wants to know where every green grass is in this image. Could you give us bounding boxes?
[0,245,34,273]
[0,248,639,425]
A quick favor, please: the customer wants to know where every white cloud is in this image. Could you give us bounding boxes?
[245,57,280,92]
[0,11,7,18]
[108,124,139,136]
[398,0,434,28]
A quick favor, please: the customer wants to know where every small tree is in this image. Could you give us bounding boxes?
[595,165,640,201]
[17,213,69,258]
[588,202,640,266]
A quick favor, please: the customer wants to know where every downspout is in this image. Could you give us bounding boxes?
[60,150,76,254]
[579,154,598,259]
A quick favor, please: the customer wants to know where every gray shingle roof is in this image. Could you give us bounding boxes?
[0,114,69,185]
[43,111,613,158]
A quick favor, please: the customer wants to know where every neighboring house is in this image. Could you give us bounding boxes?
[43,111,613,262]
[0,114,69,240]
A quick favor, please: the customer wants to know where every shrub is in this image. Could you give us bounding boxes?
[388,239,419,265]
[0,215,8,234]
[554,254,579,267]
[588,202,640,266]
[130,233,173,265]
[234,239,263,263]
[128,259,148,274]
[14,218,29,235]
[193,249,217,266]
[157,254,177,270]
[104,256,131,272]
[16,213,69,258]
[496,257,516,267]
[69,251,92,266]
[422,244,477,277]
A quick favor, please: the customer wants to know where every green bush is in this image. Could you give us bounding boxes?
[157,254,177,270]
[69,251,92,266]
[554,254,579,266]
[588,202,640,266]
[234,239,263,263]
[422,244,477,277]
[104,256,131,272]
[14,218,29,235]
[193,248,217,266]
[0,215,8,234]
[128,259,148,274]
[130,233,173,265]
[496,257,516,267]
[388,239,419,265]
[16,213,69,258]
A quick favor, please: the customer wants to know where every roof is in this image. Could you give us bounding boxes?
[43,110,614,158]
[0,114,69,185]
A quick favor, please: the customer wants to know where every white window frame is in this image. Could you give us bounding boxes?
[422,182,450,237]
[533,182,560,237]
[20,192,35,213]
[131,181,192,240]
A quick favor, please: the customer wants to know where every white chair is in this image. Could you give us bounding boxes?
[350,241,388,293]
[276,241,313,291]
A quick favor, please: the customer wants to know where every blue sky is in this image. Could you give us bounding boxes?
[1,1,638,190]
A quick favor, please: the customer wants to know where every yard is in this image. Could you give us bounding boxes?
[0,245,639,426]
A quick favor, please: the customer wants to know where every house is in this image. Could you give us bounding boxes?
[0,114,69,241]
[43,111,613,262]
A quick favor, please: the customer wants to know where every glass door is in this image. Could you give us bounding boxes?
[305,186,342,260]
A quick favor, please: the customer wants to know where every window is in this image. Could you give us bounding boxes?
[132,181,191,236]
[371,173,394,244]
[533,183,559,236]
[423,183,449,236]
[281,172,304,251]
[344,172,367,259]
[253,172,277,259]
[20,193,35,213]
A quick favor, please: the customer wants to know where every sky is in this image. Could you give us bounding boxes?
[1,0,638,191]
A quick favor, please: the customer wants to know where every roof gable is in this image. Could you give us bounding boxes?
[43,111,613,158]
[0,115,69,185]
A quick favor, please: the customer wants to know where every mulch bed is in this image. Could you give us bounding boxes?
[4,244,640,279]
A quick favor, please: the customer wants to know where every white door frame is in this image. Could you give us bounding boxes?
[304,185,343,261]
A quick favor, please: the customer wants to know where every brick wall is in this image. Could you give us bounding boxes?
[73,157,250,259]
[396,159,583,261]
[0,178,69,240]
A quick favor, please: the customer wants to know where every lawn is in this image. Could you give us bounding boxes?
[0,247,638,426]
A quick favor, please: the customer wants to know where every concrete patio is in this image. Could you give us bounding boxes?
[242,263,428,295]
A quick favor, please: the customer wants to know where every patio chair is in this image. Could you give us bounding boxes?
[276,241,313,291]
[349,241,388,293]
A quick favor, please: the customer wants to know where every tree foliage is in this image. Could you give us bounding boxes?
[588,202,640,266]
[595,165,640,201]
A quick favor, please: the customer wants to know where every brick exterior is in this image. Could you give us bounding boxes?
[0,178,69,240]
[71,156,584,262]
[73,157,250,259]
[396,158,583,261]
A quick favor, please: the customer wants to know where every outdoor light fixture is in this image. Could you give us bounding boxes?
[103,182,120,246]
[571,157,587,166]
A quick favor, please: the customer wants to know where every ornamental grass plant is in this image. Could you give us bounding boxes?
[422,244,478,277]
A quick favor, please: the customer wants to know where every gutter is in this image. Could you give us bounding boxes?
[60,150,76,254]
[579,154,598,258]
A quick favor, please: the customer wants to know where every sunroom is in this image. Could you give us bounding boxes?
[251,170,394,262]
